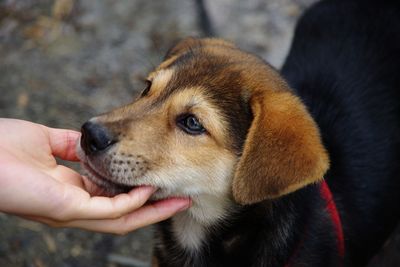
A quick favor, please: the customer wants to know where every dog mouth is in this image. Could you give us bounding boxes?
[76,140,136,196]
[82,161,135,196]
[76,141,187,200]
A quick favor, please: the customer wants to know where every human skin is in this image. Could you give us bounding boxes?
[0,118,191,234]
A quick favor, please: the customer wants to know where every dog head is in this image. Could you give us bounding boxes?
[77,37,329,205]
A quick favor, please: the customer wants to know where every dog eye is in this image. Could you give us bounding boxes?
[141,80,152,97]
[177,114,206,135]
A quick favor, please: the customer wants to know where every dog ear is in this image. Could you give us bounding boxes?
[232,88,329,205]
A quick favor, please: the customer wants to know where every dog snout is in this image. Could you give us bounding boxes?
[80,121,116,155]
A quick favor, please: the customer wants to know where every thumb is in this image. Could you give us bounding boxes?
[46,127,81,161]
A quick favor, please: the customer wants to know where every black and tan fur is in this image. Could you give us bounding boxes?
[77,1,400,266]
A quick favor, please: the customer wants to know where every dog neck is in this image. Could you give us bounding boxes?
[155,184,343,266]
[170,193,236,251]
[155,190,302,266]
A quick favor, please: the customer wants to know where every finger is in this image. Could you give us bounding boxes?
[46,127,81,161]
[60,186,157,220]
[63,197,191,234]
[19,215,56,226]
[19,215,72,229]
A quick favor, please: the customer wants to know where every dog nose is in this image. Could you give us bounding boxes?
[80,121,115,155]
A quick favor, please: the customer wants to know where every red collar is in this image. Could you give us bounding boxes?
[320,179,345,258]
[285,180,345,266]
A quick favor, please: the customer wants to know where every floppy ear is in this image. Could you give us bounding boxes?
[232,89,329,205]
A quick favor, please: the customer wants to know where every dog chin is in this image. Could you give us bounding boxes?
[149,188,189,201]
[81,163,170,199]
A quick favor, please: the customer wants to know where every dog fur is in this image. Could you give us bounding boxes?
[78,0,400,266]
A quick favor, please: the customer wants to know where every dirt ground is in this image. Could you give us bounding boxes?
[0,0,399,266]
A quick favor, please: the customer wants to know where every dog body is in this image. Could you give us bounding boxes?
[281,1,400,266]
[78,0,400,266]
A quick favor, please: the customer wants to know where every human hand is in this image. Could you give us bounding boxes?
[0,119,191,234]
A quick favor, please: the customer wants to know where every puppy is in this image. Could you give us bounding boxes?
[77,0,400,266]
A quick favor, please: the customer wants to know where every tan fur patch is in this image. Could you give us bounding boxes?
[145,68,175,99]
[167,87,230,148]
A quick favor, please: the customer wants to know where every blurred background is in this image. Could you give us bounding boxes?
[0,0,399,266]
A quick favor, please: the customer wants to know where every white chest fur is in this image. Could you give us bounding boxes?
[170,194,234,251]
[171,212,206,251]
